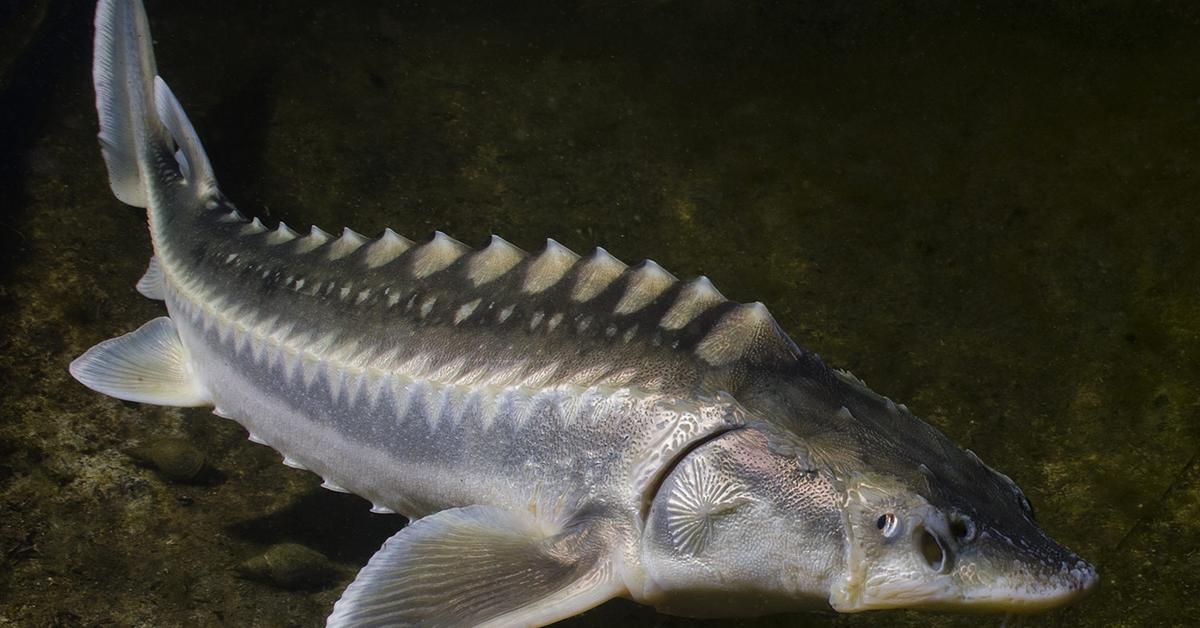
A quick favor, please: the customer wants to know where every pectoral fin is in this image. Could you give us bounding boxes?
[327,505,623,628]
[69,316,210,406]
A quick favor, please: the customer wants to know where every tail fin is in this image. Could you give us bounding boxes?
[93,0,217,208]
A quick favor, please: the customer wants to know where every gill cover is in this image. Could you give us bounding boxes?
[640,428,844,617]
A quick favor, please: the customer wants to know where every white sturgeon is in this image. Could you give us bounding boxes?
[71,1,1097,625]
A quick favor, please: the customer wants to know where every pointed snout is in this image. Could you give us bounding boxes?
[949,537,1099,614]
[972,557,1098,613]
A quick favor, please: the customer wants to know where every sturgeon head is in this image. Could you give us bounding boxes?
[639,365,1098,617]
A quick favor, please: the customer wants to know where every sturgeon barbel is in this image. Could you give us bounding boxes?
[71,1,1098,625]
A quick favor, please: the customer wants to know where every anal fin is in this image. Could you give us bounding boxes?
[327,505,623,628]
[136,255,165,300]
[69,317,210,407]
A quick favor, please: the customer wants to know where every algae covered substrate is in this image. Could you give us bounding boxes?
[2,1,1197,626]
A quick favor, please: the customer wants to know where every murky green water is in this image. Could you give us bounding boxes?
[2,1,1197,626]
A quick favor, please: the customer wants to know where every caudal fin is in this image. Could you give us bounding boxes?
[78,1,216,408]
[94,0,217,208]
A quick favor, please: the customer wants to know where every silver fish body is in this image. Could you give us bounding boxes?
[71,1,1098,625]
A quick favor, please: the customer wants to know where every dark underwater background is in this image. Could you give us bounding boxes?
[1,0,1197,625]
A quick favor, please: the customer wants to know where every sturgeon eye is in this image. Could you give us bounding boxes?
[875,513,900,538]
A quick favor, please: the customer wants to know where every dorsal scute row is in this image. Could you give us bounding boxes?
[224,213,798,370]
